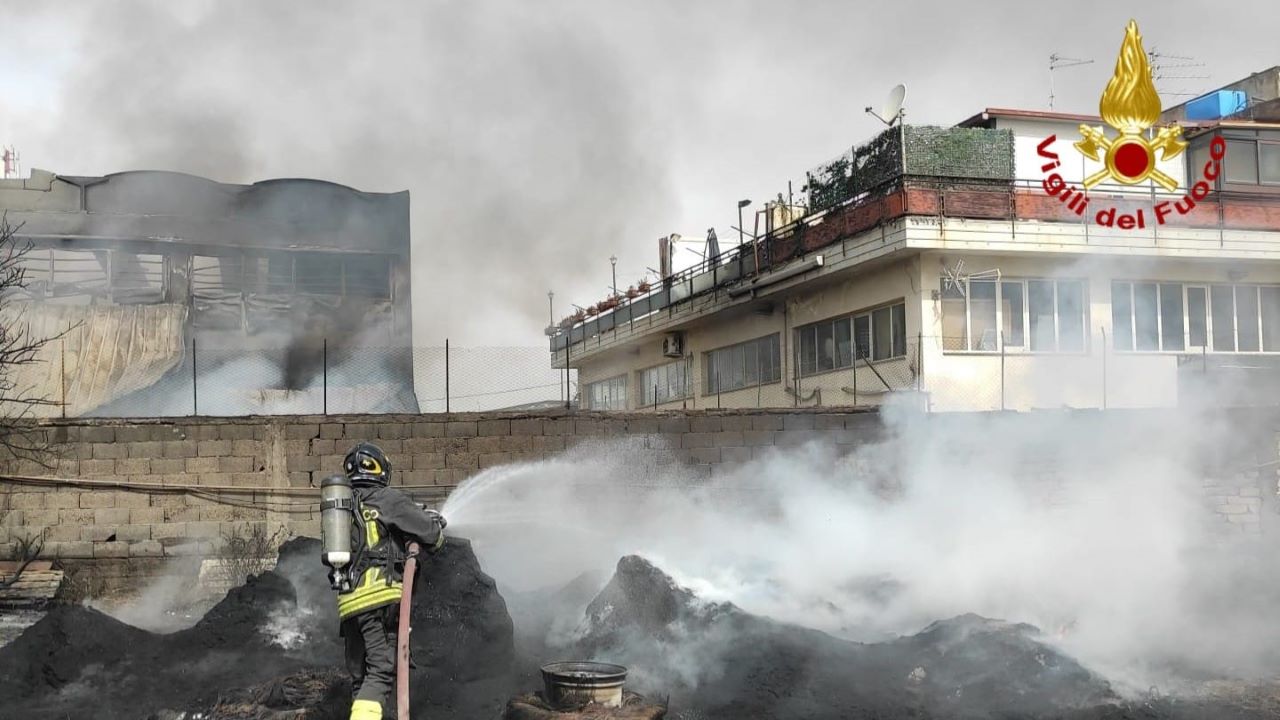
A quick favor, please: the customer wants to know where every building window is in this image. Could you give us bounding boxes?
[1208,136,1280,186]
[639,360,688,406]
[1113,281,1280,353]
[705,334,780,394]
[796,302,906,377]
[585,375,627,410]
[343,254,393,299]
[942,278,1086,352]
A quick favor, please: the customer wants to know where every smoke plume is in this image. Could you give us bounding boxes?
[444,400,1280,693]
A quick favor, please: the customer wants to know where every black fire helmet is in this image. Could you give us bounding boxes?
[344,442,392,487]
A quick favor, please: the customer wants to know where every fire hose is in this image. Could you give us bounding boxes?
[397,540,420,720]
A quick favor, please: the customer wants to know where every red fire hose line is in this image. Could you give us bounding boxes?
[397,541,421,720]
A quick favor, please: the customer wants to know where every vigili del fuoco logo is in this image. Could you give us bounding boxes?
[1035,20,1225,230]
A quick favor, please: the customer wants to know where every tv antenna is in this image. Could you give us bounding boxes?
[1146,47,1209,100]
[941,258,1001,298]
[865,84,906,127]
[1048,54,1093,110]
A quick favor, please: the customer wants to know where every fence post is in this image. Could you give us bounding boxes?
[1100,327,1107,409]
[564,340,571,410]
[192,337,198,416]
[1000,332,1006,411]
[322,338,328,416]
[60,339,66,419]
[445,338,451,414]
[716,372,721,410]
[916,332,922,393]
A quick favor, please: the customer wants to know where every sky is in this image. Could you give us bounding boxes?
[1,0,1278,346]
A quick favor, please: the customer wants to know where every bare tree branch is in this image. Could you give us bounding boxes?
[0,211,72,467]
[0,529,48,590]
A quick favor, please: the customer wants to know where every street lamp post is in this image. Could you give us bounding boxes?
[610,255,618,298]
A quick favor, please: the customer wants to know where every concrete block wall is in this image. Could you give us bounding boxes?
[0,410,885,563]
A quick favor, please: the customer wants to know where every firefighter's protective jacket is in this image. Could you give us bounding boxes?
[337,486,445,621]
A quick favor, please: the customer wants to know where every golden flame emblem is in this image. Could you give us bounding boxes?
[1074,20,1186,191]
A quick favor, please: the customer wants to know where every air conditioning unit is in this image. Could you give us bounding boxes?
[662,333,684,358]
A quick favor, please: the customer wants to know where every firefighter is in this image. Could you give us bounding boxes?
[330,442,446,720]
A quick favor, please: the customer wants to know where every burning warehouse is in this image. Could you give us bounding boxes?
[0,168,416,416]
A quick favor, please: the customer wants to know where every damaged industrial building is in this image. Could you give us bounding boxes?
[0,169,417,416]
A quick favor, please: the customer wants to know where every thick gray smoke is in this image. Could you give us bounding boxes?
[15,1,1280,345]
[444,400,1280,694]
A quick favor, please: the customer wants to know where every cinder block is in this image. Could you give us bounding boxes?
[478,419,510,437]
[289,472,313,487]
[113,427,151,443]
[163,440,198,459]
[91,443,128,460]
[0,510,22,526]
[532,436,566,453]
[130,507,165,524]
[310,438,336,456]
[151,458,186,474]
[131,540,165,557]
[714,432,746,448]
[782,414,816,431]
[719,416,754,432]
[286,423,320,440]
[815,414,847,430]
[659,417,690,434]
[445,453,479,471]
[690,417,723,433]
[20,508,60,526]
[197,440,230,457]
[94,542,130,558]
[543,419,573,436]
[45,493,81,510]
[79,492,116,509]
[752,415,785,431]
[81,426,115,443]
[55,541,94,558]
[470,437,502,454]
[288,454,320,473]
[220,425,256,441]
[511,419,543,436]
[499,435,533,452]
[149,425,185,441]
[114,458,151,476]
[344,423,376,441]
[377,423,410,440]
[45,524,81,542]
[189,425,219,441]
[446,421,478,438]
[80,459,116,476]
[411,422,445,438]
[185,457,220,474]
[59,508,93,525]
[231,440,259,457]
[10,493,45,509]
[412,454,446,470]
[80,525,121,542]
[318,424,344,440]
[625,418,659,434]
[478,453,512,469]
[218,456,254,473]
[94,508,131,525]
[197,473,235,487]
[186,521,222,538]
[115,491,151,509]
[163,507,201,524]
[681,433,716,449]
[686,448,722,465]
[116,525,151,542]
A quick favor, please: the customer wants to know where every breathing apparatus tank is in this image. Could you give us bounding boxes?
[319,474,355,591]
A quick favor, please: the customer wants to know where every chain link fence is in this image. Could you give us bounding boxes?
[37,340,577,418]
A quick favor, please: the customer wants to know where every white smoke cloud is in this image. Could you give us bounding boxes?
[444,400,1280,693]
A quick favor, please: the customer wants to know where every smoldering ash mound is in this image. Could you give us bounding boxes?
[0,537,516,720]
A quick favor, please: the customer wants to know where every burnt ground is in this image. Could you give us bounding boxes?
[1,543,1278,719]
[0,536,516,720]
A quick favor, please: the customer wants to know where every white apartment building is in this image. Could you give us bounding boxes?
[551,69,1280,412]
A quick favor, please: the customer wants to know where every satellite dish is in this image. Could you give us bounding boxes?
[866,84,907,127]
